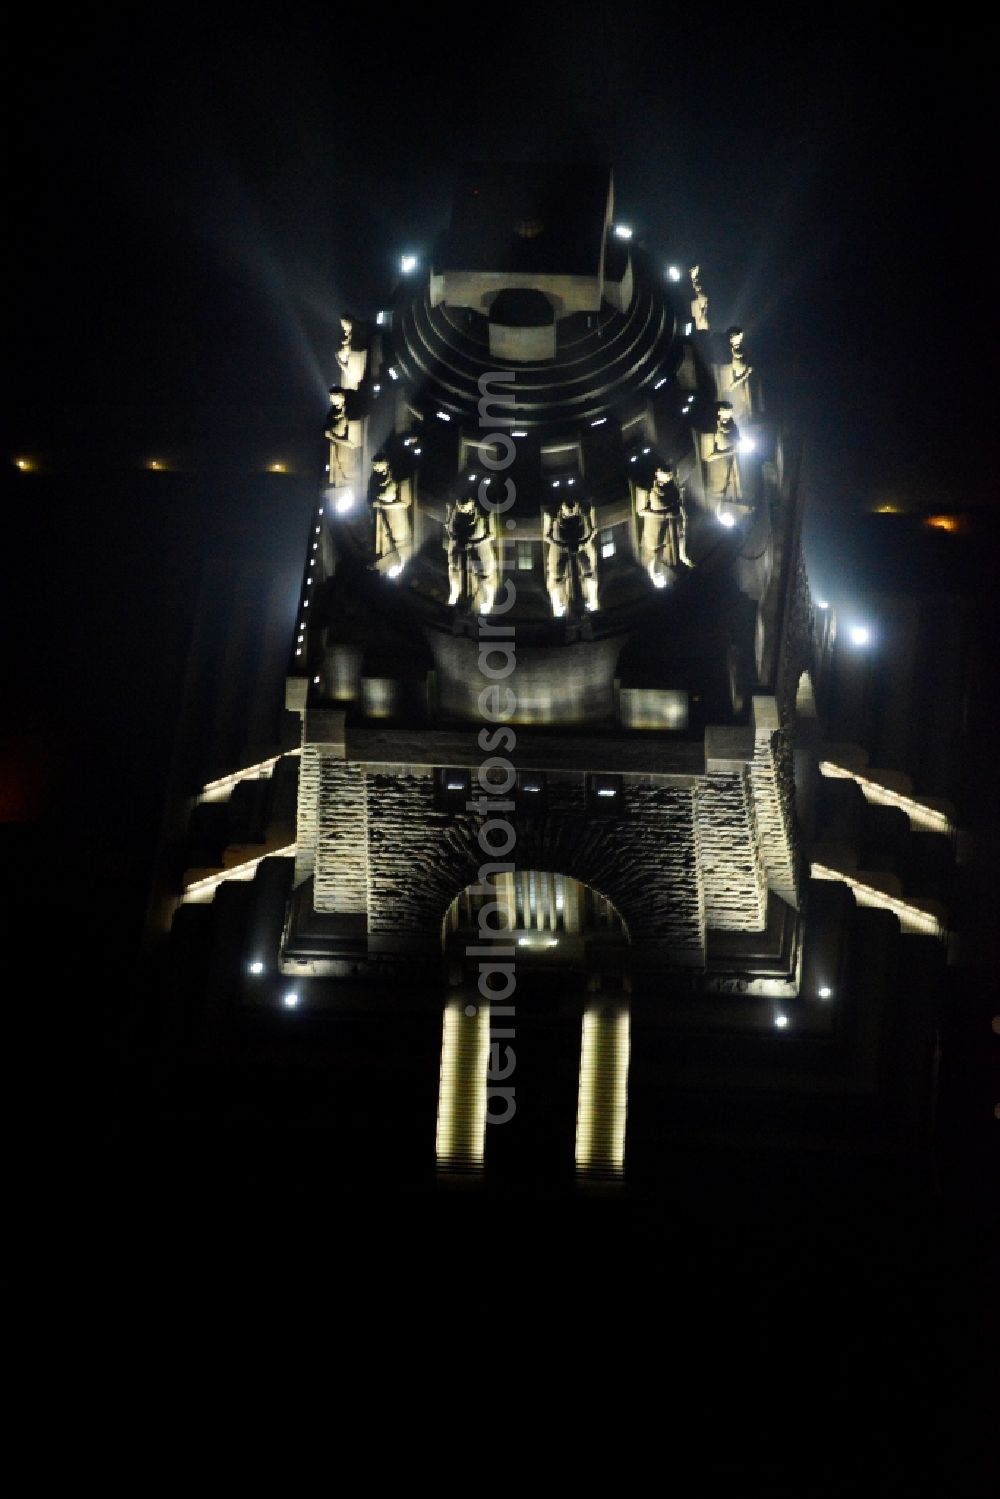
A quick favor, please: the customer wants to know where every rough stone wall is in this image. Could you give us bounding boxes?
[300,754,780,952]
[314,759,369,912]
[697,770,768,931]
[360,770,705,957]
[366,771,478,934]
[748,729,800,907]
[619,784,704,953]
[294,744,321,888]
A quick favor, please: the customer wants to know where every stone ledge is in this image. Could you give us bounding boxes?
[347,724,706,777]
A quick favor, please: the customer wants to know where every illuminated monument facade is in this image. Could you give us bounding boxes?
[168,167,954,1180]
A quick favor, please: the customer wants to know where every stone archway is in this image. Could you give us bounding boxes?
[363,769,703,959]
[442,868,630,991]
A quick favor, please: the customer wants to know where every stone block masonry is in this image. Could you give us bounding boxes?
[295,736,800,962]
[357,770,705,958]
[748,728,800,908]
[294,745,368,911]
[315,758,368,912]
[697,770,768,931]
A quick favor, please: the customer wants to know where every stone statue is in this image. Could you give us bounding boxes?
[371,455,411,571]
[727,325,752,386]
[333,315,367,389]
[324,387,357,485]
[638,465,692,584]
[544,496,598,616]
[712,401,739,454]
[690,264,709,331]
[336,317,354,379]
[706,401,741,499]
[445,493,496,613]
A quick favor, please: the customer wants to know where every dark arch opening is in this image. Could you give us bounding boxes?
[442,868,630,992]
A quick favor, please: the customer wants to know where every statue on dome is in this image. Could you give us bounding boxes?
[705,401,741,499]
[336,318,354,379]
[727,326,752,387]
[638,464,692,585]
[690,265,710,331]
[325,387,358,485]
[545,496,599,616]
[371,455,411,571]
[333,316,366,390]
[445,492,496,613]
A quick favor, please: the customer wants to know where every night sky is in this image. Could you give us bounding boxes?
[10,10,990,504]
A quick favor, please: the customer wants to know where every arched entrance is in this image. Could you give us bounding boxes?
[442,869,630,991]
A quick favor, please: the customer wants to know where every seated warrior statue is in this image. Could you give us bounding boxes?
[639,465,692,583]
[706,401,741,498]
[727,325,752,386]
[690,264,710,330]
[445,492,496,613]
[544,495,598,616]
[324,387,357,484]
[371,455,411,569]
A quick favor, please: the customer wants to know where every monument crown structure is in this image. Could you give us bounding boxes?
[163,165,954,1180]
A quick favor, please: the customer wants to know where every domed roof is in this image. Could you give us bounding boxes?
[386,248,680,430]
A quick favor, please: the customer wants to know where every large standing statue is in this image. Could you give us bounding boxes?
[690,264,710,331]
[705,400,741,499]
[371,455,411,573]
[727,325,752,387]
[336,318,353,381]
[325,387,358,485]
[334,315,367,390]
[725,324,754,417]
[638,465,692,585]
[545,496,599,616]
[445,493,496,613]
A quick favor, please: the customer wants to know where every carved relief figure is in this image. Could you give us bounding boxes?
[371,456,411,572]
[325,387,358,485]
[544,496,598,616]
[445,492,496,613]
[638,465,692,585]
[690,264,710,331]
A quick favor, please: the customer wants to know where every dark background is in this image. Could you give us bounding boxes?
[4,8,995,1472]
[9,9,990,495]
